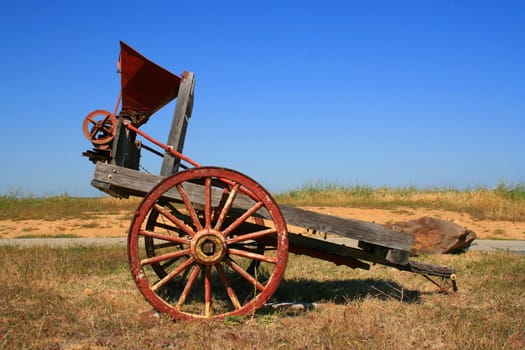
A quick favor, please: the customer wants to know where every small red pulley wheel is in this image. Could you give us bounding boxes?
[82,110,117,145]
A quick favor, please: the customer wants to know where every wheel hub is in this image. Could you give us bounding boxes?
[191,230,227,265]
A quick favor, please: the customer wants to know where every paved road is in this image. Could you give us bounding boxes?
[1,237,524,254]
[469,239,525,254]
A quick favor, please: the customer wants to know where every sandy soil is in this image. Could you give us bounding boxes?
[0,212,132,239]
[1,207,524,240]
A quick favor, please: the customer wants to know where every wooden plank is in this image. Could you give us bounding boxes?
[288,233,372,267]
[270,233,371,270]
[92,163,413,252]
[94,162,263,208]
[93,163,163,198]
[160,72,195,177]
[279,205,412,253]
[284,234,413,270]
[406,261,456,279]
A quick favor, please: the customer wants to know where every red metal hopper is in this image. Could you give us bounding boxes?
[119,41,182,118]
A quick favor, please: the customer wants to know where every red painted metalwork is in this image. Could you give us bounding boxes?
[119,41,182,121]
[123,120,200,167]
[127,167,289,320]
[421,274,458,295]
[82,110,117,146]
[123,120,270,204]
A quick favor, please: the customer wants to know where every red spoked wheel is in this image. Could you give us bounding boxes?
[128,167,288,320]
[82,110,117,145]
[143,205,266,283]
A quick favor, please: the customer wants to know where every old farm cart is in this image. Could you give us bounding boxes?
[83,42,457,320]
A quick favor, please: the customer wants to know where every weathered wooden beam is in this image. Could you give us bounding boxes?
[92,162,413,253]
[406,261,456,279]
[160,72,195,177]
[278,205,412,254]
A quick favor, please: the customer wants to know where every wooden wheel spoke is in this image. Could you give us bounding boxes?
[153,221,182,232]
[128,166,288,320]
[204,266,213,317]
[204,177,212,229]
[139,229,190,245]
[227,228,277,244]
[153,203,195,237]
[222,201,265,237]
[140,248,190,266]
[176,184,203,231]
[214,183,241,231]
[225,257,265,292]
[228,243,262,252]
[210,187,228,228]
[176,265,201,310]
[153,241,182,250]
[216,264,241,310]
[228,248,277,264]
[162,201,180,213]
[152,257,195,292]
[175,265,201,310]
[160,258,178,270]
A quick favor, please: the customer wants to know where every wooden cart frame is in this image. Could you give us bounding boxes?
[83,42,457,320]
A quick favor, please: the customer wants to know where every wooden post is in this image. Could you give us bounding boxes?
[111,120,140,170]
[160,72,195,177]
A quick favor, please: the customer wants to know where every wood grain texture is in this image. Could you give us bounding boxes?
[160,72,195,177]
[92,163,413,253]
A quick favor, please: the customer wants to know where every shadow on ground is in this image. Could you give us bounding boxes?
[272,278,423,305]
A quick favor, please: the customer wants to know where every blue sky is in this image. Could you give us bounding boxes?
[1,0,523,197]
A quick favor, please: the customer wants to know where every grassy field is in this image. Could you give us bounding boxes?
[0,246,523,349]
[1,182,525,222]
[0,195,139,221]
[274,182,525,222]
[0,185,523,349]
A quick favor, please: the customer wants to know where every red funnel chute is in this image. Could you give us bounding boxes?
[119,41,181,118]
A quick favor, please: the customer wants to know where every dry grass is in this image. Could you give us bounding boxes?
[0,195,141,220]
[275,182,525,222]
[2,182,524,222]
[0,246,523,349]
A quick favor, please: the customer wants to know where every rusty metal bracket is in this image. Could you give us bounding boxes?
[421,273,458,295]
